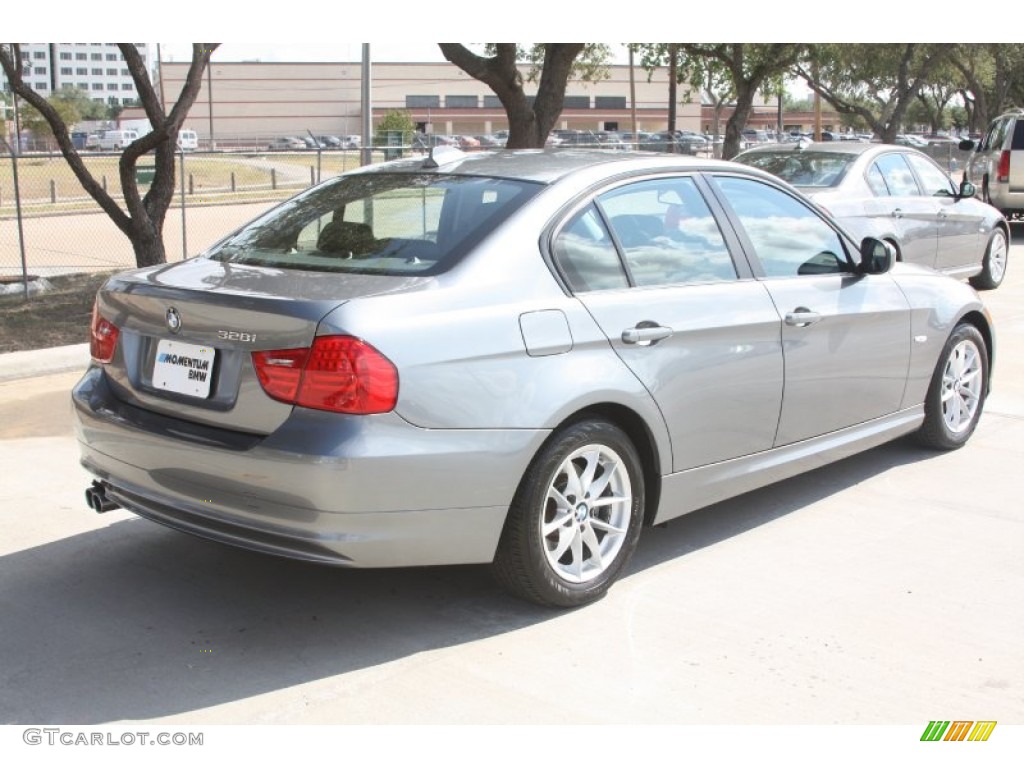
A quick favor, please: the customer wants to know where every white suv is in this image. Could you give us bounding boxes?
[967,108,1024,220]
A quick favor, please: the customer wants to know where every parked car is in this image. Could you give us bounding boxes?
[895,134,929,148]
[457,135,481,151]
[741,128,771,146]
[302,136,323,150]
[641,131,701,155]
[341,135,361,150]
[964,107,1024,220]
[316,135,343,149]
[93,129,139,151]
[177,129,199,151]
[75,148,994,608]
[268,136,306,150]
[734,142,1009,289]
[474,134,506,148]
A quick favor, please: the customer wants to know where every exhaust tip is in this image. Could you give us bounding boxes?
[85,482,121,514]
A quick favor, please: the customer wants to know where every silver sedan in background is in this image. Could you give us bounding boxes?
[734,142,1010,290]
[74,149,995,607]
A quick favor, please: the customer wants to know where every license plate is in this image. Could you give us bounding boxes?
[153,339,216,398]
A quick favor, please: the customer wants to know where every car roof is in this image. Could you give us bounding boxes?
[354,148,744,184]
[737,142,880,158]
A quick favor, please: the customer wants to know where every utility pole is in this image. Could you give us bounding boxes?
[360,44,372,166]
[207,62,215,150]
[629,46,637,143]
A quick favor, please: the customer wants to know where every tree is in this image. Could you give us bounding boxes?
[637,44,802,159]
[18,96,80,149]
[0,42,218,268]
[439,44,607,148]
[797,44,954,143]
[953,44,1024,131]
[375,109,416,146]
[52,87,107,121]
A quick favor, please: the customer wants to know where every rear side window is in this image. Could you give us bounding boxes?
[207,173,540,276]
[597,178,736,286]
[1013,119,1024,150]
[874,153,921,196]
[552,204,629,292]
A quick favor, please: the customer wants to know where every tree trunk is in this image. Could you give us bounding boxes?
[722,83,755,160]
[0,42,217,269]
[440,43,583,150]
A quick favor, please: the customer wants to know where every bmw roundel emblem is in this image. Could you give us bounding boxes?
[166,307,182,334]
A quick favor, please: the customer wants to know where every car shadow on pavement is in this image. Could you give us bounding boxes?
[0,436,937,724]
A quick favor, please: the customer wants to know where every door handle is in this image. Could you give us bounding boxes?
[622,324,673,345]
[891,208,903,219]
[785,309,821,327]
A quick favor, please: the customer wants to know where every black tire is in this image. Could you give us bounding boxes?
[969,228,1008,290]
[492,419,645,608]
[915,323,988,451]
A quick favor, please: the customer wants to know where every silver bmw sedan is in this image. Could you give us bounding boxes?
[74,148,995,607]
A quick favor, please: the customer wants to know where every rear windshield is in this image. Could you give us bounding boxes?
[206,172,541,275]
[738,150,854,188]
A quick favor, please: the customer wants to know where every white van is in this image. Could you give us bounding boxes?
[95,129,139,151]
[177,129,199,151]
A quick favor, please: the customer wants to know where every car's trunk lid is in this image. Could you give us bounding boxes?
[97,258,429,435]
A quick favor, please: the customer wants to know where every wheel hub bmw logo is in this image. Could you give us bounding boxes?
[166,307,182,334]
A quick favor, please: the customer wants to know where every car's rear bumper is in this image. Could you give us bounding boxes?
[989,182,1024,213]
[73,366,549,568]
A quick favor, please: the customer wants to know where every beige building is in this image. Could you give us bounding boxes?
[137,60,702,147]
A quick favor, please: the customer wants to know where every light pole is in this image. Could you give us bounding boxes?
[360,44,372,166]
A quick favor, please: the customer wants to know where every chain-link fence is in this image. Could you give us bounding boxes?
[0,147,380,292]
[1,139,978,299]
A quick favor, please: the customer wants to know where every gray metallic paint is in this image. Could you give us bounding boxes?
[73,149,996,571]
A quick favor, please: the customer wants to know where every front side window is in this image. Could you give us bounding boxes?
[207,173,539,276]
[904,153,955,196]
[714,176,850,279]
[597,177,736,286]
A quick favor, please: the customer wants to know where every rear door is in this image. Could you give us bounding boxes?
[869,152,938,268]
[708,174,912,446]
[551,175,784,472]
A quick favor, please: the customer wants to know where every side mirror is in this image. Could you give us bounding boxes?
[958,138,975,151]
[958,177,976,200]
[859,237,895,275]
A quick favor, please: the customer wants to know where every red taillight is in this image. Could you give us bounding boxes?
[252,335,398,414]
[997,150,1011,183]
[251,347,309,403]
[90,302,120,363]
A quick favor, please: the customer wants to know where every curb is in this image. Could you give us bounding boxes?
[0,343,90,383]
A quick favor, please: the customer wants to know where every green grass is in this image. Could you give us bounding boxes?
[0,150,391,218]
